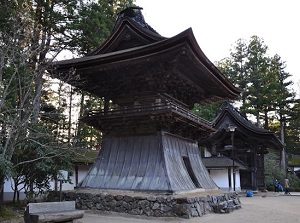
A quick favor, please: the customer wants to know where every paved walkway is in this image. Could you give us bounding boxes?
[78,192,300,223]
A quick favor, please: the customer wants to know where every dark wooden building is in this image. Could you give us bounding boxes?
[201,102,283,190]
[49,7,241,193]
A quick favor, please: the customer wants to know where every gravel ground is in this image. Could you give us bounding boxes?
[79,192,300,223]
[1,215,23,223]
[3,192,300,223]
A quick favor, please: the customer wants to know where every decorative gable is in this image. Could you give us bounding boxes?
[90,7,165,55]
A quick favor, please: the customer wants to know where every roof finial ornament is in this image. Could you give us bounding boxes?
[119,5,143,18]
[114,5,159,34]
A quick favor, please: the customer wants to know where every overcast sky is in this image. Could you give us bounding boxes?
[135,0,300,88]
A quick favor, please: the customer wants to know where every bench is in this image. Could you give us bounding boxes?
[24,201,84,223]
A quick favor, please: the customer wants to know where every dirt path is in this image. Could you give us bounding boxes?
[80,193,300,223]
[199,193,300,223]
[4,192,299,223]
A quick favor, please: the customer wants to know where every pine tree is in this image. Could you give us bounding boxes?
[217,35,299,172]
[0,0,135,203]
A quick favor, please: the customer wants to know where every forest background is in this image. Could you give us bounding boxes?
[0,0,299,207]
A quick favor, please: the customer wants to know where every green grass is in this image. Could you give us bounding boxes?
[0,206,17,220]
[0,203,24,222]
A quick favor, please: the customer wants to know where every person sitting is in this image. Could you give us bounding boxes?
[277,183,283,192]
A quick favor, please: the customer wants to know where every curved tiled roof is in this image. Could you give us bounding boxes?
[205,102,284,150]
[49,7,241,107]
[89,7,165,55]
[202,157,247,170]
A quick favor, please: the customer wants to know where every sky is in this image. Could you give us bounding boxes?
[135,0,300,88]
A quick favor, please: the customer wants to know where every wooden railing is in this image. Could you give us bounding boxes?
[85,101,212,126]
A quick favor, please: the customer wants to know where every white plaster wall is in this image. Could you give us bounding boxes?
[60,178,75,191]
[4,178,13,193]
[3,178,26,201]
[209,168,241,191]
[233,169,241,189]
[210,169,229,189]
[229,168,241,191]
[3,164,92,201]
[61,165,90,190]
[77,165,90,184]
[204,148,212,157]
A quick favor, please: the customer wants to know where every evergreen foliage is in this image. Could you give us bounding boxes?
[217,36,299,155]
[0,0,133,204]
[192,102,222,122]
[68,0,133,55]
[265,149,300,191]
[1,0,299,203]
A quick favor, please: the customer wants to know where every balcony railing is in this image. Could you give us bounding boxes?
[85,101,212,127]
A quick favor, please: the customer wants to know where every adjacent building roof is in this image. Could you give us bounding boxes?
[288,154,300,167]
[201,102,284,151]
[202,157,247,170]
[71,148,98,164]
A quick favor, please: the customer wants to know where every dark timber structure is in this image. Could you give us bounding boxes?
[201,103,283,190]
[50,7,241,194]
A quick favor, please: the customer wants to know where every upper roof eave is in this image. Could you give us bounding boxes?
[89,17,166,55]
[176,29,243,97]
[50,28,241,100]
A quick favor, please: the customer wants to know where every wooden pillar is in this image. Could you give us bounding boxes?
[75,165,79,185]
[252,148,258,190]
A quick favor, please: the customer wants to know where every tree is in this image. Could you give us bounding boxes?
[11,128,73,202]
[64,0,133,148]
[0,1,34,201]
[287,102,300,154]
[0,0,135,205]
[0,0,79,204]
[74,93,106,149]
[217,36,299,173]
[218,36,296,129]
[217,38,249,116]
[192,102,222,122]
[64,0,133,55]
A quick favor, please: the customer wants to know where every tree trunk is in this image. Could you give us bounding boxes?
[75,93,85,147]
[264,109,269,129]
[280,118,287,176]
[12,178,19,203]
[68,86,73,145]
[17,190,20,203]
[32,71,44,123]
[13,186,16,203]
[0,175,5,207]
[0,188,3,209]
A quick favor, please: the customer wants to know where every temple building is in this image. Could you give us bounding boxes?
[201,103,284,191]
[50,6,241,194]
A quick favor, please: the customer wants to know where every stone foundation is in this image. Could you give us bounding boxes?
[48,189,241,218]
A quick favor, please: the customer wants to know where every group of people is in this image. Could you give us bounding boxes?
[274,178,290,194]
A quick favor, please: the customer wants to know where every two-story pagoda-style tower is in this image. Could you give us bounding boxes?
[50,6,241,194]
